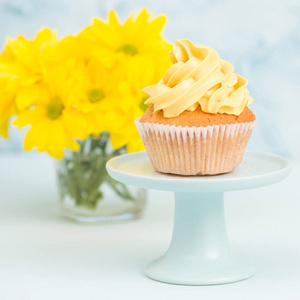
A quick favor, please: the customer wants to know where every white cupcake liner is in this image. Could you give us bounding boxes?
[135,117,256,175]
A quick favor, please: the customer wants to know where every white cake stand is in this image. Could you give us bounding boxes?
[106,150,291,285]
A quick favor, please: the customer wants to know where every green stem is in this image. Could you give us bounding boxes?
[58,134,135,210]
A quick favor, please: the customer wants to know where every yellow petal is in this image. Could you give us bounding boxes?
[148,15,167,35]
[15,84,47,110]
[65,138,80,153]
[23,125,38,151]
[63,109,89,140]
[108,10,121,29]
[34,28,57,46]
[45,121,67,159]
[127,138,145,153]
[23,117,80,159]
[0,117,9,138]
[13,108,44,128]
[87,59,108,87]
[7,37,36,69]
[0,87,16,138]
[132,9,149,27]
[110,133,127,149]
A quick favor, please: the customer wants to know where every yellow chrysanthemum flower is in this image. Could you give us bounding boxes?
[0,28,80,111]
[79,8,172,67]
[72,58,127,135]
[74,59,124,113]
[0,28,57,108]
[74,55,170,152]
[13,61,89,159]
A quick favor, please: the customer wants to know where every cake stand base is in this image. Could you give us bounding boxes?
[106,151,291,285]
[146,257,254,285]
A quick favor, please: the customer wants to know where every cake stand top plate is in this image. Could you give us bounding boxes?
[106,150,291,193]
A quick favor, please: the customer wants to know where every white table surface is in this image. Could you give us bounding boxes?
[0,153,300,300]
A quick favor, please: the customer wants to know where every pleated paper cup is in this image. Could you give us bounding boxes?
[135,117,256,176]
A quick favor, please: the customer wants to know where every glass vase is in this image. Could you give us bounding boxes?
[56,133,147,222]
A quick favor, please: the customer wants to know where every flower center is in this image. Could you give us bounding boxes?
[87,88,105,103]
[46,97,64,120]
[116,44,138,56]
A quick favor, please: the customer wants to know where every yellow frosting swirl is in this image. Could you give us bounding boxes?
[143,39,253,117]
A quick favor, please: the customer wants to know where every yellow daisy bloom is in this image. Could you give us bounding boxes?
[74,56,170,152]
[0,28,79,111]
[1,28,57,84]
[0,28,57,111]
[79,8,172,66]
[73,58,126,135]
[13,61,89,159]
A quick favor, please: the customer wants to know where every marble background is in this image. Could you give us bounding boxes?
[0,0,299,160]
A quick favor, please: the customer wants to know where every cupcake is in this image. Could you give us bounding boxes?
[135,39,256,176]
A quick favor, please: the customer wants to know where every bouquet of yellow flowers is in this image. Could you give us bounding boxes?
[0,9,172,220]
[0,8,171,158]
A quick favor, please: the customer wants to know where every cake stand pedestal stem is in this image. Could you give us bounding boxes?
[171,192,230,262]
[145,191,255,285]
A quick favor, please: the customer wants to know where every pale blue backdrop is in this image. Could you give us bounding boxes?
[1,0,299,160]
